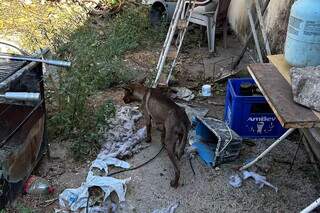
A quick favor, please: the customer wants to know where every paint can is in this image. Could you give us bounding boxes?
[202,84,212,96]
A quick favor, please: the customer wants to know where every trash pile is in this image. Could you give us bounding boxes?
[57,156,131,212]
[56,105,147,212]
[100,106,147,159]
[229,170,278,192]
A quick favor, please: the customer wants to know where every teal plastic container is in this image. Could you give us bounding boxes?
[284,0,320,67]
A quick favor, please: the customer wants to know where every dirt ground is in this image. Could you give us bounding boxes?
[9,35,320,212]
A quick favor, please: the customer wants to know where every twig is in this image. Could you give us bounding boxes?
[41,198,58,207]
[207,100,224,106]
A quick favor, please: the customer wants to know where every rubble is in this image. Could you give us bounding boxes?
[57,157,131,212]
[290,66,320,112]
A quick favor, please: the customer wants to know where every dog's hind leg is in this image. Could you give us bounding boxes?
[145,114,152,143]
[165,130,180,188]
[161,127,166,145]
[176,126,188,160]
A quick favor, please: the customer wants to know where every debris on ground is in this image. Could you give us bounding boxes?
[291,66,320,112]
[171,87,195,101]
[152,202,180,213]
[100,106,147,159]
[57,156,131,212]
[177,103,209,121]
[229,174,242,188]
[201,84,212,97]
[23,176,54,195]
[242,170,278,192]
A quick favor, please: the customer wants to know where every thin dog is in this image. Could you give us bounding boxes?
[123,83,190,188]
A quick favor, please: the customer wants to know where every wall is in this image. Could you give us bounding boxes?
[228,0,294,53]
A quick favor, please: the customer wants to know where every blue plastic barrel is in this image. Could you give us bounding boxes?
[284,0,320,67]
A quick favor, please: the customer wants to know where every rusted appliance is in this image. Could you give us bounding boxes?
[0,52,48,208]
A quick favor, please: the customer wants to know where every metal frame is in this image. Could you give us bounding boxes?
[239,128,296,170]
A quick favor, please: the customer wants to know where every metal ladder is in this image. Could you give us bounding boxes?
[153,0,195,87]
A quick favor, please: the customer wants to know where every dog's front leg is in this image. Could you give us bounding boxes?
[145,114,152,143]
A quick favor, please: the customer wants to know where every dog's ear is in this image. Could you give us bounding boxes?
[138,76,147,84]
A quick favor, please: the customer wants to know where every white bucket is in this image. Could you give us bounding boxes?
[202,84,212,96]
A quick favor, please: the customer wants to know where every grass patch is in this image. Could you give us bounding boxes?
[0,0,87,51]
[47,6,166,159]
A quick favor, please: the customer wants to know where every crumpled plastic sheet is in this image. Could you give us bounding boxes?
[242,170,278,192]
[57,157,131,212]
[171,87,195,101]
[100,106,147,159]
[152,202,180,213]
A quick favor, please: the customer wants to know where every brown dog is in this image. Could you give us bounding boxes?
[123,83,190,188]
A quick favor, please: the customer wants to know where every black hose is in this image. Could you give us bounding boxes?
[189,156,196,176]
[0,41,29,55]
[108,145,165,176]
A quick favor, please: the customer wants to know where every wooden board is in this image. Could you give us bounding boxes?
[248,63,320,128]
[267,54,292,83]
[268,54,320,119]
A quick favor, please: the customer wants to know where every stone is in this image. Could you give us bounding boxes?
[290,66,320,112]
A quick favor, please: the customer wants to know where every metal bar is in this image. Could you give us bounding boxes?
[0,60,39,89]
[0,54,71,67]
[247,5,263,63]
[231,0,270,69]
[239,128,296,171]
[254,0,271,55]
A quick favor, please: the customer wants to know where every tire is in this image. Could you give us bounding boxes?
[149,4,167,28]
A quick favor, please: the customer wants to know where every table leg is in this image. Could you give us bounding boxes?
[239,128,296,171]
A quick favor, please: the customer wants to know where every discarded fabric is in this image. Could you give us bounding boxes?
[242,170,278,192]
[57,157,131,212]
[100,106,147,159]
[152,202,180,213]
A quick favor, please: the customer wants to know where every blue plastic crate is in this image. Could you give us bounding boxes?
[224,78,286,139]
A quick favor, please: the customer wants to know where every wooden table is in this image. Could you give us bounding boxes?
[240,54,320,170]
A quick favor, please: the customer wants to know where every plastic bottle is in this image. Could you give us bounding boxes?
[23,175,54,195]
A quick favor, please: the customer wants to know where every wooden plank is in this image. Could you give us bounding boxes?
[267,54,291,83]
[267,54,320,119]
[248,63,320,128]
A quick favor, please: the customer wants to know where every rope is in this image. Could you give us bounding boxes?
[108,145,165,176]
